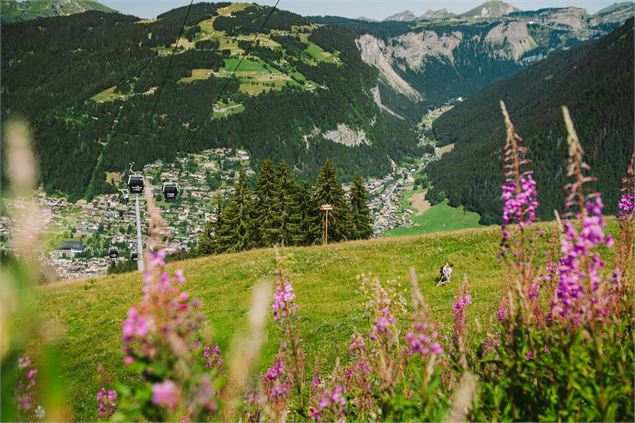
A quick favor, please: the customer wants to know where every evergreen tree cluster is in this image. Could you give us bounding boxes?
[197,160,373,255]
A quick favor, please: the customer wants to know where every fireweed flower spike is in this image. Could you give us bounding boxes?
[270,247,306,404]
[498,101,543,325]
[614,153,635,289]
[548,107,614,326]
[112,190,221,421]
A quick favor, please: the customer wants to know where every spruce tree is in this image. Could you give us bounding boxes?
[311,160,354,243]
[197,195,224,255]
[215,170,252,253]
[276,161,303,246]
[349,172,373,240]
[251,159,281,247]
[298,180,320,245]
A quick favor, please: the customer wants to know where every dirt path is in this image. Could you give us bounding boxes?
[410,191,431,216]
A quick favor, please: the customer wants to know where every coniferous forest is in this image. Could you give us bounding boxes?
[426,19,634,224]
[197,160,373,255]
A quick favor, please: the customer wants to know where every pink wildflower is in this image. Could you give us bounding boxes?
[272,280,298,321]
[152,380,180,409]
[203,344,223,369]
[96,387,117,419]
[406,323,443,357]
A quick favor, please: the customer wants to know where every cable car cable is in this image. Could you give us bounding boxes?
[142,0,196,141]
[189,0,281,142]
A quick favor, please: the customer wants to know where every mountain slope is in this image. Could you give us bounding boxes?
[460,1,519,18]
[592,2,635,26]
[426,20,634,224]
[0,0,116,23]
[1,4,418,199]
[2,3,632,200]
[383,10,417,22]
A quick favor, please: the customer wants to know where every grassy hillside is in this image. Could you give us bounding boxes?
[385,199,482,237]
[38,226,514,420]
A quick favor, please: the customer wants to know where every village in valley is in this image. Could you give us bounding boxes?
[0,145,440,280]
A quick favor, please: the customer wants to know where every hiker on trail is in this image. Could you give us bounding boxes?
[437,263,454,286]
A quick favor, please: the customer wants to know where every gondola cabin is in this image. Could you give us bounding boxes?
[127,174,145,194]
[162,182,179,201]
[108,247,119,259]
[119,189,129,204]
[130,252,138,262]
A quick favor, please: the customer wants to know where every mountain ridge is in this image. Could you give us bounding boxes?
[0,0,116,23]
[1,2,633,201]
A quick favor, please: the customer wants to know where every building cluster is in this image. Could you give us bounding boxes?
[0,147,439,281]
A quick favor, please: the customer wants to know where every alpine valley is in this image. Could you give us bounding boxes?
[1,0,633,214]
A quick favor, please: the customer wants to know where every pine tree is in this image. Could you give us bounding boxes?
[276,160,303,246]
[251,159,281,247]
[197,196,224,255]
[216,170,253,253]
[349,172,373,240]
[298,180,320,245]
[312,160,354,243]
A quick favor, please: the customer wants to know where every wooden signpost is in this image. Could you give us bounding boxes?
[319,204,333,245]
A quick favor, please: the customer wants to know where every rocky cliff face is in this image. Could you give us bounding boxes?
[1,0,116,23]
[352,5,633,109]
[356,34,422,101]
[485,21,537,60]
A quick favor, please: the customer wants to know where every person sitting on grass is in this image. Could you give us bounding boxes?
[437,263,453,286]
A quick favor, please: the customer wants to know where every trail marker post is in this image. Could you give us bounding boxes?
[319,204,333,245]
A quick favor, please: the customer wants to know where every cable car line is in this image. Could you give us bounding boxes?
[190,0,281,143]
[142,0,196,141]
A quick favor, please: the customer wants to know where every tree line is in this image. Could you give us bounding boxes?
[198,159,373,255]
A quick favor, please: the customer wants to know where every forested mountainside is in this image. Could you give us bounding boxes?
[426,19,634,224]
[311,4,632,120]
[0,0,115,23]
[1,2,632,201]
[1,3,418,200]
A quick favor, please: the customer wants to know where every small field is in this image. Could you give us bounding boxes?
[178,68,213,84]
[384,193,482,237]
[90,86,127,103]
[212,100,245,119]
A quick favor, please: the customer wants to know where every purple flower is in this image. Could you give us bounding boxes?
[121,307,149,343]
[265,358,285,382]
[348,334,366,354]
[309,385,346,422]
[151,250,167,267]
[501,175,538,235]
[371,306,396,338]
[481,337,499,357]
[453,291,472,341]
[497,307,507,322]
[203,344,223,369]
[152,380,180,409]
[174,269,186,283]
[272,280,298,321]
[618,192,634,218]
[96,387,117,418]
[549,196,613,325]
[406,322,443,357]
[263,355,290,407]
